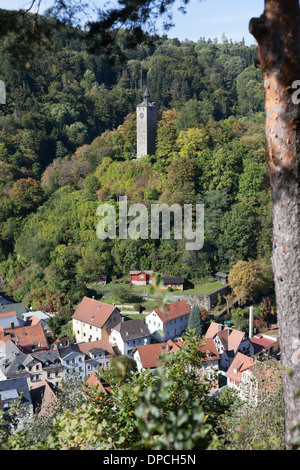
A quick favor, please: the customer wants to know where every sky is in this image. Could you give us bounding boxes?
[0,0,264,45]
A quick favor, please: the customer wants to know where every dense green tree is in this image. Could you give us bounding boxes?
[188,305,206,337]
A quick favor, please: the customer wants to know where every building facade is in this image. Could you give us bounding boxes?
[72,297,122,343]
[145,300,191,342]
[130,270,154,285]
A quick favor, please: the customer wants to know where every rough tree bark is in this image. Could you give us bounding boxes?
[250,0,300,449]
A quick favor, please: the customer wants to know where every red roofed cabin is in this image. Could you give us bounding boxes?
[72,297,122,343]
[130,270,154,285]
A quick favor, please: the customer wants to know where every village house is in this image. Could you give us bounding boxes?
[72,297,122,343]
[58,339,117,379]
[58,344,86,379]
[29,379,58,417]
[0,339,27,382]
[22,349,64,389]
[0,302,27,320]
[226,352,257,391]
[133,339,182,372]
[240,359,282,403]
[0,323,49,353]
[133,336,220,387]
[196,337,221,386]
[109,318,151,356]
[0,339,63,389]
[161,276,185,291]
[145,300,191,342]
[205,322,254,370]
[0,310,22,331]
[130,270,154,285]
[250,333,280,359]
[22,311,51,334]
[214,272,229,285]
[0,376,33,431]
[77,339,116,376]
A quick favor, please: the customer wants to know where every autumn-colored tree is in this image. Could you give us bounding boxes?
[11,177,44,214]
[177,127,209,160]
[162,156,197,204]
[228,259,273,305]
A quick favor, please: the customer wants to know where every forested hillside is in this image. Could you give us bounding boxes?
[0,28,271,315]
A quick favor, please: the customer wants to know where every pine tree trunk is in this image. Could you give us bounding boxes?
[250,0,300,449]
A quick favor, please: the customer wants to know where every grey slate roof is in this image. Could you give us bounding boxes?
[0,302,27,321]
[161,276,184,284]
[0,376,32,408]
[0,340,27,377]
[23,349,61,368]
[113,319,150,342]
[57,343,82,360]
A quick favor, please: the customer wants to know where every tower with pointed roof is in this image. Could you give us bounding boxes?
[136,87,157,159]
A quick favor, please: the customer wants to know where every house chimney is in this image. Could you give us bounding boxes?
[10,322,14,329]
[249,306,254,338]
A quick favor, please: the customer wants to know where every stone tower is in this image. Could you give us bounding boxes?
[136,87,157,159]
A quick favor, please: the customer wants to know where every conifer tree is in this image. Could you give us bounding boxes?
[188,305,205,337]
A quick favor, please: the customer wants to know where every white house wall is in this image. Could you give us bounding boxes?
[145,311,189,342]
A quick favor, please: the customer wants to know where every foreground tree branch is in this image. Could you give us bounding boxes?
[250,0,300,448]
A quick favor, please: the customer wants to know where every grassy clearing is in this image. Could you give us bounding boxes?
[172,281,224,295]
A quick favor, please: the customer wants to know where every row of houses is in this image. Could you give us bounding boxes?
[0,294,280,422]
[129,270,229,289]
[72,297,191,351]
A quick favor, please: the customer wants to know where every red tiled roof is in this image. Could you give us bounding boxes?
[133,339,181,368]
[86,373,112,395]
[72,297,119,328]
[0,323,48,349]
[205,322,245,353]
[77,339,115,356]
[198,338,220,362]
[0,310,17,318]
[148,300,191,323]
[226,352,257,382]
[204,322,223,339]
[250,335,278,353]
[134,337,220,369]
[30,380,58,416]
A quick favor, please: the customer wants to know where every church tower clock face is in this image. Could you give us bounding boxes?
[140,113,144,118]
